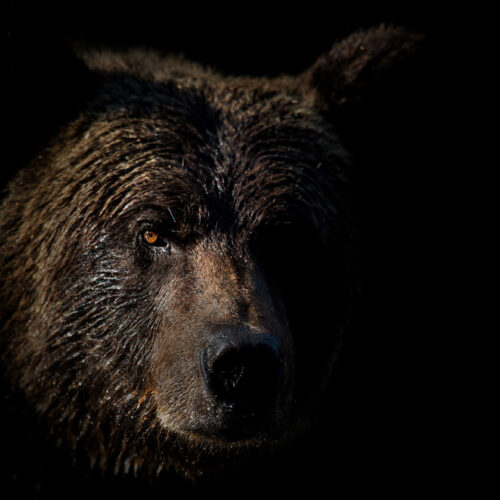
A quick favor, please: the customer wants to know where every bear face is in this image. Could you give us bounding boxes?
[0,26,421,479]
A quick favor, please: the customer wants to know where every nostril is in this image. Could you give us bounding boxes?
[201,330,283,409]
[211,344,280,403]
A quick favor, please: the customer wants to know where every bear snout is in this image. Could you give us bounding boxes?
[201,328,284,411]
[188,327,290,441]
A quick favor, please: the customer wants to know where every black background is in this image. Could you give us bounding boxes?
[2,1,468,498]
[5,1,454,75]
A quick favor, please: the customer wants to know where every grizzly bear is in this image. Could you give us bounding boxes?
[1,25,423,497]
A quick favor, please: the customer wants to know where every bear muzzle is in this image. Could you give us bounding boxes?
[154,321,293,443]
[179,327,288,442]
[201,328,284,413]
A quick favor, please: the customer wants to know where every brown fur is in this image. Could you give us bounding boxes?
[0,25,421,480]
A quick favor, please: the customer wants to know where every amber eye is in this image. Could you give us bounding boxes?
[142,230,159,245]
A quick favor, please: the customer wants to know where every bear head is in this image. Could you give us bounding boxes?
[0,25,421,479]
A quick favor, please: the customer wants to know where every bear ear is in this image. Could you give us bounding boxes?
[302,25,424,113]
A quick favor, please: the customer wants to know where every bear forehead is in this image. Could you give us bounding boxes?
[44,64,348,233]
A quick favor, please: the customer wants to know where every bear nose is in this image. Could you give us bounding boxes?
[201,329,284,409]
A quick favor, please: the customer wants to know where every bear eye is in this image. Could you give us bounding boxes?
[143,230,159,245]
[140,229,168,248]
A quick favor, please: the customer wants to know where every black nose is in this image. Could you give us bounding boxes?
[201,329,284,410]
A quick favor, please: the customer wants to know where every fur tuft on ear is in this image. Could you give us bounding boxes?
[303,25,424,112]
